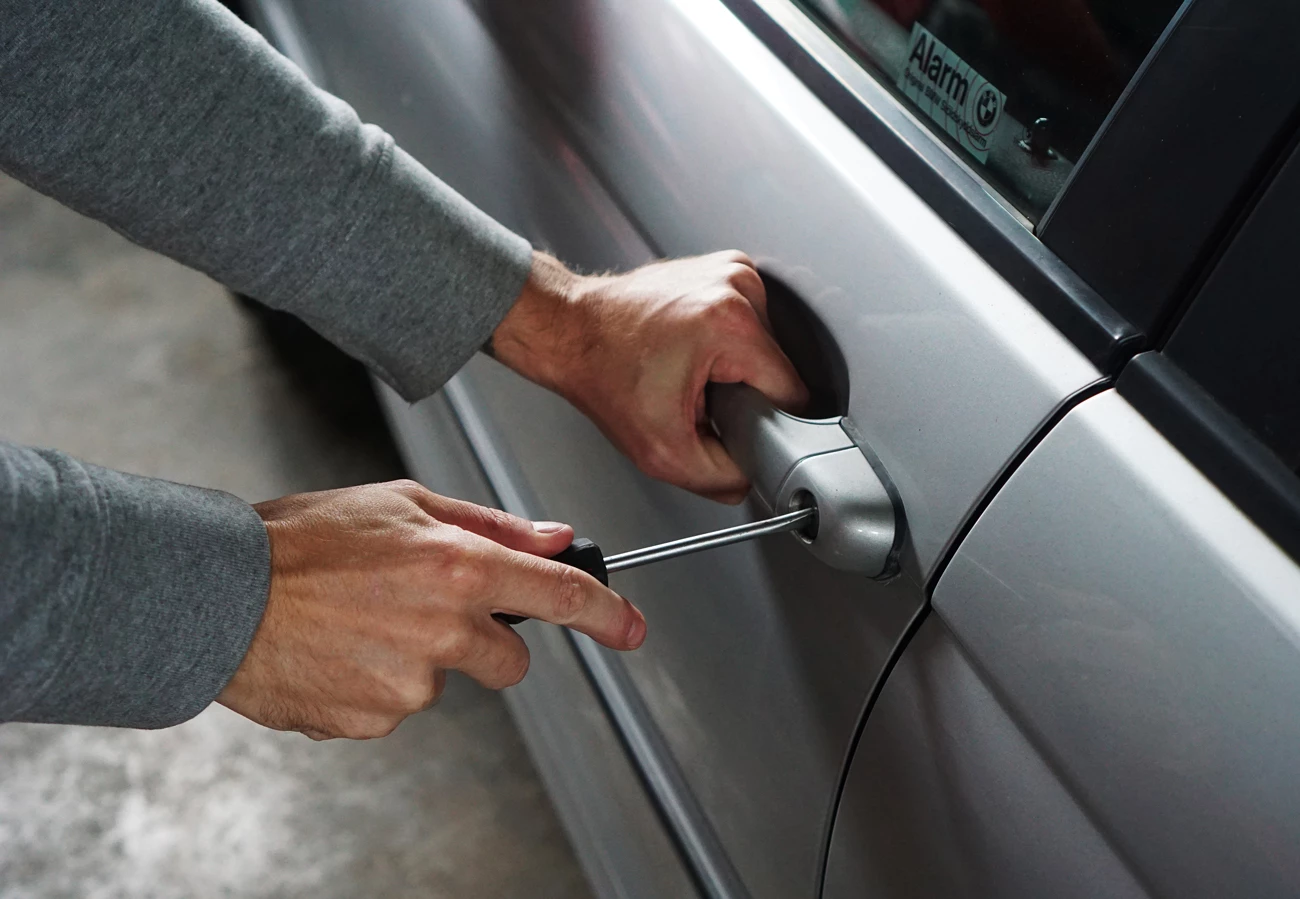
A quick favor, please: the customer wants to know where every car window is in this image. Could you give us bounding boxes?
[1164,139,1300,478]
[1114,133,1300,565]
[800,0,1183,220]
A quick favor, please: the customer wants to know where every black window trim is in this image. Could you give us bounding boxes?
[1126,120,1300,566]
[1118,353,1300,565]
[1039,0,1300,341]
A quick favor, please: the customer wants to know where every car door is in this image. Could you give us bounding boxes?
[238,0,1288,896]
[821,1,1300,896]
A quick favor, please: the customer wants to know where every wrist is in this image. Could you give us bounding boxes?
[491,251,591,393]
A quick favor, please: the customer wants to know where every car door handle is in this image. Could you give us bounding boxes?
[708,382,898,577]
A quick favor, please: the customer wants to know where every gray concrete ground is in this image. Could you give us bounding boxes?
[0,175,593,899]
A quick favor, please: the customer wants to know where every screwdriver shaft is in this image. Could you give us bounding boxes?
[603,507,815,574]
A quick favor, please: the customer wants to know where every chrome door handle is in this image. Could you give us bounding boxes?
[709,383,898,578]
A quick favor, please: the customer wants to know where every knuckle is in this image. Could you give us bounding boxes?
[550,566,589,623]
[434,622,478,669]
[708,292,755,327]
[723,262,754,285]
[445,556,487,598]
[389,676,436,715]
[481,505,521,536]
[427,536,487,596]
[389,480,436,517]
[389,478,426,498]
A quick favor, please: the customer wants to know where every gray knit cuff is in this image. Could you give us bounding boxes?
[10,456,270,729]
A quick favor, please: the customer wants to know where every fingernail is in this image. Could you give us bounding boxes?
[626,612,646,649]
[532,520,568,534]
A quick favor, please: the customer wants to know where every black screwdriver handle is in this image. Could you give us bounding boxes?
[494,537,609,625]
[552,537,610,586]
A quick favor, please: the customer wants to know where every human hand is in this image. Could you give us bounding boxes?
[491,251,809,504]
[218,480,644,740]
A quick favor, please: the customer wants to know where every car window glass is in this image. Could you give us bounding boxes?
[1165,139,1300,477]
[800,0,1183,221]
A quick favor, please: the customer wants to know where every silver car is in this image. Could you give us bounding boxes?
[233,0,1300,896]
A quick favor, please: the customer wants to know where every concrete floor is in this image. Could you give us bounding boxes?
[0,175,593,899]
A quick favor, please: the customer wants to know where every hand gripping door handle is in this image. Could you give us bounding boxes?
[708,383,898,578]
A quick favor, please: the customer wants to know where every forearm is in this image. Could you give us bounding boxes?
[0,0,532,400]
[0,443,270,728]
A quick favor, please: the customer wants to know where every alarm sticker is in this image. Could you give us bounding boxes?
[896,24,1005,163]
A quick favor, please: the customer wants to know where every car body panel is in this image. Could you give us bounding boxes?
[824,615,1149,899]
[831,389,1300,898]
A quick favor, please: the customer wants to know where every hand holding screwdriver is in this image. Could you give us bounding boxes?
[218,481,646,741]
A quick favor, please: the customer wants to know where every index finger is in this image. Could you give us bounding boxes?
[480,543,647,651]
[725,259,773,333]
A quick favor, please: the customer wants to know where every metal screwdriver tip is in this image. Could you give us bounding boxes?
[603,506,816,573]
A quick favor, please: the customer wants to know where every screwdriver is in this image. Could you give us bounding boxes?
[494,506,816,625]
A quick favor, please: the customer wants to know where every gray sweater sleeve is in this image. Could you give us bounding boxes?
[0,445,271,728]
[0,0,534,727]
